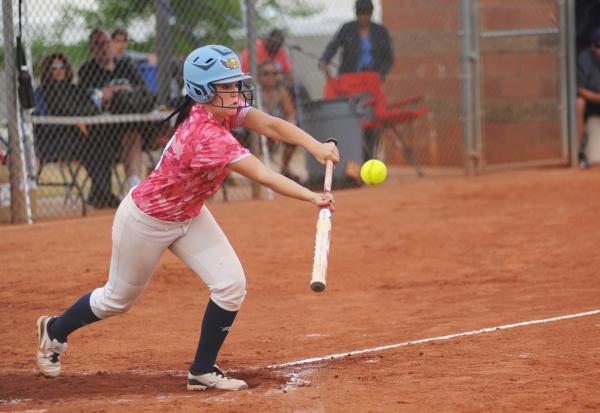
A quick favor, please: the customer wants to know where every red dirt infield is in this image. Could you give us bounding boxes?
[1,167,600,412]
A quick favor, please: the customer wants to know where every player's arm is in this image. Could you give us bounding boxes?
[227,155,334,209]
[242,108,339,165]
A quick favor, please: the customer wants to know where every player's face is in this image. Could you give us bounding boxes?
[212,82,240,115]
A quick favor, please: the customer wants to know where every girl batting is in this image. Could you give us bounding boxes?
[36,45,339,391]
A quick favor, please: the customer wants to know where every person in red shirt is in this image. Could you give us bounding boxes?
[36,44,339,391]
[241,29,293,87]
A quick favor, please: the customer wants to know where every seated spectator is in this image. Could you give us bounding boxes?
[241,29,312,116]
[112,27,161,95]
[257,61,299,180]
[37,52,121,208]
[576,27,600,169]
[79,28,153,190]
[111,28,130,63]
[241,29,293,89]
[112,27,158,67]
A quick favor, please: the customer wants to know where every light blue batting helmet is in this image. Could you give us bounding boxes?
[183,45,252,103]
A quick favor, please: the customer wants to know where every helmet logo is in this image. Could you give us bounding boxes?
[220,57,240,71]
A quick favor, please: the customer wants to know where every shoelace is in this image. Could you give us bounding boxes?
[48,337,67,353]
[212,366,227,379]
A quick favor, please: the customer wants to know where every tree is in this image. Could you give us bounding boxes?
[26,0,320,82]
[57,0,320,55]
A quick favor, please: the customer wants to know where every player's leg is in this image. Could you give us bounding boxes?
[170,205,248,390]
[37,194,180,377]
[88,196,174,319]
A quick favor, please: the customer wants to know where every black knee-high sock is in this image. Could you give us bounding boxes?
[190,299,237,374]
[48,292,101,343]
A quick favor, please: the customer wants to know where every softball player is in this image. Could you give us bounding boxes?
[36,45,339,391]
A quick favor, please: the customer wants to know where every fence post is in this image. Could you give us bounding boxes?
[243,0,273,200]
[155,0,173,107]
[3,0,27,224]
[565,0,577,167]
[244,0,264,199]
[460,0,478,174]
[471,0,482,172]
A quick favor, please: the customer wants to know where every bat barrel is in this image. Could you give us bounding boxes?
[310,138,337,293]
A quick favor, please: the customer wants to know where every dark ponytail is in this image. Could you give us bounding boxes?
[155,95,194,130]
[174,96,194,129]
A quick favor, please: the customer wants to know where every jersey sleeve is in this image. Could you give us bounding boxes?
[234,106,252,128]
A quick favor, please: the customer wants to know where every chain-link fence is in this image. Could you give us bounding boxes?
[1,0,572,224]
[474,0,568,170]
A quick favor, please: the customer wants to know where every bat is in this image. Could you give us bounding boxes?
[310,139,337,293]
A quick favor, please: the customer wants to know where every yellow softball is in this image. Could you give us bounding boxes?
[360,159,387,185]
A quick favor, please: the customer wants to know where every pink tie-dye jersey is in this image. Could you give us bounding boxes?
[132,104,251,222]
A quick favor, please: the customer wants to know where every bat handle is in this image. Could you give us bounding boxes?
[324,138,338,194]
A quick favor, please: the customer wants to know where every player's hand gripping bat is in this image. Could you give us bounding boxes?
[310,138,337,292]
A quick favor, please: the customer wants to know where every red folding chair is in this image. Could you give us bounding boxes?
[324,71,427,177]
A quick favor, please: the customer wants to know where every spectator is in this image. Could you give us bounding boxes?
[576,27,600,169]
[111,27,158,66]
[79,28,149,189]
[37,53,120,208]
[318,0,394,80]
[111,27,161,95]
[241,29,293,88]
[319,0,394,161]
[257,61,299,180]
[111,28,129,62]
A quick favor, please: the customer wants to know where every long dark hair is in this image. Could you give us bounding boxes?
[174,96,194,129]
[156,87,252,149]
[155,95,194,142]
[39,53,74,86]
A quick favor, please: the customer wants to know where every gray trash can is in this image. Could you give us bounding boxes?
[300,97,364,187]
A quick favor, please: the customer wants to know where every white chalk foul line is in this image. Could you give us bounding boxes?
[267,309,600,369]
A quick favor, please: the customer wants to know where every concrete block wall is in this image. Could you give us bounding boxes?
[382,0,564,168]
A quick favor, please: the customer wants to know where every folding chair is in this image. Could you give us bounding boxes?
[324,71,428,177]
[32,87,88,215]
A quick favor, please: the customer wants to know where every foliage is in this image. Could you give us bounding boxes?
[53,0,320,54]
[22,0,320,82]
